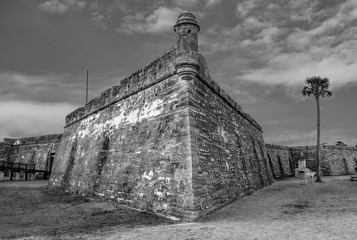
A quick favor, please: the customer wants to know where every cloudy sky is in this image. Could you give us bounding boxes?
[1,0,356,146]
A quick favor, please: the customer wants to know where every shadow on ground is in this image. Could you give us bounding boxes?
[0,181,174,239]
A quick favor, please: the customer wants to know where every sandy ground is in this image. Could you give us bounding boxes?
[1,176,357,240]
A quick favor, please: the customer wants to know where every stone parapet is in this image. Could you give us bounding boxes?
[65,48,177,127]
[265,143,357,177]
[10,134,62,145]
[265,144,291,150]
[292,145,357,151]
[196,54,262,132]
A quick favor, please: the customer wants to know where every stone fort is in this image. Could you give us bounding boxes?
[1,13,357,221]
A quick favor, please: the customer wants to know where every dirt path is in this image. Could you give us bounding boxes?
[1,176,357,239]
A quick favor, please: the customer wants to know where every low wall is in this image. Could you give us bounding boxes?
[291,146,357,176]
[265,144,294,178]
[265,144,357,177]
[1,134,62,179]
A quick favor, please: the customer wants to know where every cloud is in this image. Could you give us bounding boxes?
[172,0,200,8]
[171,0,222,10]
[0,101,78,139]
[117,7,182,34]
[240,47,357,89]
[236,0,258,18]
[0,71,87,104]
[38,0,86,14]
[111,1,132,13]
[0,69,130,139]
[200,0,357,90]
[91,13,107,28]
[205,0,222,9]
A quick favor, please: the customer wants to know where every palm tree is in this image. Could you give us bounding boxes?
[302,76,332,182]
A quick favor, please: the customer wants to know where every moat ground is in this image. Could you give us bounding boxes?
[1,176,356,240]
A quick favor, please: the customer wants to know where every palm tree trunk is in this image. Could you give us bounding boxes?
[316,97,322,182]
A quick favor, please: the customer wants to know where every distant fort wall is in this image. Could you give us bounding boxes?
[265,144,294,178]
[0,134,62,179]
[291,145,357,176]
[265,144,357,177]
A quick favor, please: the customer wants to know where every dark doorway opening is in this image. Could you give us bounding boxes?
[44,153,55,179]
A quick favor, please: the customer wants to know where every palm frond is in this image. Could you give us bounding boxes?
[320,90,333,98]
[302,76,332,99]
[302,86,313,96]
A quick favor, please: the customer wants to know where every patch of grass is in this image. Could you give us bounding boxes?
[0,183,174,239]
[282,200,311,215]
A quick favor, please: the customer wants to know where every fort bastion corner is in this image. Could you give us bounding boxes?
[48,12,272,220]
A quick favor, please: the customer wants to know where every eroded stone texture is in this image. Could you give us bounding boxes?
[291,146,357,176]
[50,74,195,219]
[0,141,12,161]
[265,144,294,178]
[265,144,357,177]
[188,64,273,217]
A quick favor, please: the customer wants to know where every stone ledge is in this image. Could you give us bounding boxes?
[195,77,262,132]
[5,134,63,146]
[65,47,177,127]
[291,145,357,151]
[265,144,291,150]
[195,53,262,132]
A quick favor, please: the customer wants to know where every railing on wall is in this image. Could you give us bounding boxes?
[0,161,51,180]
[0,161,35,171]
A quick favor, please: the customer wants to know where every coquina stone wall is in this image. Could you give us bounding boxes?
[265,144,357,177]
[51,65,194,218]
[7,134,62,171]
[49,13,272,220]
[291,146,357,176]
[265,144,294,178]
[188,56,273,216]
[0,134,62,179]
[0,140,12,161]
